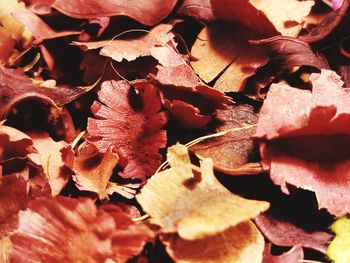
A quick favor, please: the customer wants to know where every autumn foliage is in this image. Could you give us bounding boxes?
[0,0,350,262]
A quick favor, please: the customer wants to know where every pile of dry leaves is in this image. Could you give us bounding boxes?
[1,0,350,262]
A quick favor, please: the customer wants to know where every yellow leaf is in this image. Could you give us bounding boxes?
[136,144,269,240]
[0,0,32,44]
[162,221,264,263]
[211,0,314,37]
[327,217,350,263]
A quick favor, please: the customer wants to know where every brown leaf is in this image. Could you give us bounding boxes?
[255,214,332,254]
[191,23,268,92]
[0,67,87,119]
[255,69,350,216]
[251,36,329,75]
[9,197,154,263]
[190,104,262,175]
[0,27,15,65]
[0,175,28,263]
[12,9,80,43]
[52,0,178,26]
[162,221,265,263]
[177,0,215,22]
[71,144,135,200]
[136,144,269,240]
[0,125,49,195]
[211,0,314,37]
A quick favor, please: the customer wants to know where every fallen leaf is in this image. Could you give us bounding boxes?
[87,80,167,181]
[156,83,231,129]
[255,69,350,216]
[9,197,154,263]
[0,67,88,119]
[12,9,80,43]
[30,132,71,196]
[251,36,329,76]
[163,221,265,263]
[190,104,262,175]
[0,175,28,263]
[255,213,332,253]
[0,125,50,196]
[327,217,350,263]
[150,45,200,88]
[52,0,178,26]
[0,27,15,65]
[191,23,268,92]
[73,23,175,63]
[0,0,32,44]
[71,143,135,200]
[211,0,314,37]
[136,144,269,240]
[263,244,304,263]
[177,0,215,22]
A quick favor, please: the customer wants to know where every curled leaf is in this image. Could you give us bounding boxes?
[255,69,350,216]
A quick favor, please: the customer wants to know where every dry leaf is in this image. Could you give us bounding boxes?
[30,132,71,196]
[87,80,167,181]
[9,197,154,263]
[52,0,178,26]
[191,23,268,92]
[263,244,304,263]
[211,0,314,37]
[255,69,350,216]
[136,144,269,240]
[163,221,264,263]
[190,104,262,175]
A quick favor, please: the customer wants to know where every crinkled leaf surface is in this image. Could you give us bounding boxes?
[327,217,350,263]
[87,80,167,181]
[177,0,215,22]
[52,0,177,26]
[163,221,264,263]
[255,69,350,216]
[137,144,269,240]
[9,197,153,263]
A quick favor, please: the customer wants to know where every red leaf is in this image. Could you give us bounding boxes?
[9,197,154,263]
[52,0,178,26]
[177,0,215,22]
[255,69,350,216]
[87,80,167,181]
[0,67,86,119]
